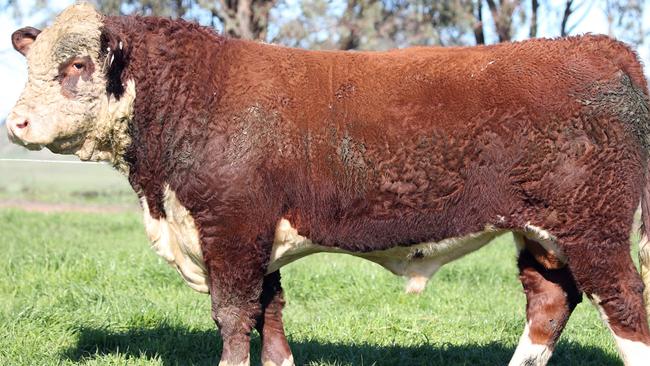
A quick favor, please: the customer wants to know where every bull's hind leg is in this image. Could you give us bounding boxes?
[509,236,582,366]
[564,237,650,366]
[255,271,294,366]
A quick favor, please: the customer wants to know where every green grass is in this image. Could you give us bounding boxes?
[0,162,135,205]
[0,133,135,205]
[0,209,627,365]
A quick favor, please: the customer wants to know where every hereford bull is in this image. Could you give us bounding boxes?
[6,3,650,365]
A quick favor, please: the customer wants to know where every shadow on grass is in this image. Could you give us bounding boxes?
[62,324,621,366]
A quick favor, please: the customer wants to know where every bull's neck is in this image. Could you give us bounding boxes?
[74,79,136,175]
[115,18,229,189]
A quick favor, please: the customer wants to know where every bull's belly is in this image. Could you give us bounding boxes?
[269,219,501,285]
[142,185,502,294]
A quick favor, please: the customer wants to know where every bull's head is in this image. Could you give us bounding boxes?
[5,3,134,171]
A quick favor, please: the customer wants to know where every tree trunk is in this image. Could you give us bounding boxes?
[339,0,362,50]
[560,0,574,37]
[530,0,539,38]
[214,0,277,40]
[485,0,520,42]
[472,0,485,45]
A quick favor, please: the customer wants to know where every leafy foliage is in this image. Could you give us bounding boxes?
[2,1,647,47]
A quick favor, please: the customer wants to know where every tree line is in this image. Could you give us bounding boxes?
[2,0,647,49]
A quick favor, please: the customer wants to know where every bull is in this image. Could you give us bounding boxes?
[6,4,650,365]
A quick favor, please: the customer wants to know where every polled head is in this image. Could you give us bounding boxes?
[6,3,133,166]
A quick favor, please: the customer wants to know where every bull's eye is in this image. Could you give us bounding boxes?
[56,56,95,98]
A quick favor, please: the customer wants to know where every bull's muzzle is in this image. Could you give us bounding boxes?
[5,112,41,150]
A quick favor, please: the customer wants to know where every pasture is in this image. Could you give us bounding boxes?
[0,162,134,207]
[0,133,135,206]
[0,207,634,365]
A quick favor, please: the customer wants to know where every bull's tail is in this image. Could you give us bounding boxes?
[640,164,650,315]
[608,37,650,315]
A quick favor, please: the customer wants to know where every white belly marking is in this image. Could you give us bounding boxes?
[269,218,501,288]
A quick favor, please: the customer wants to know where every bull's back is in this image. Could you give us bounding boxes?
[223,35,644,131]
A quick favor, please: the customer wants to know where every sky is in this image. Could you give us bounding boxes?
[1,0,649,120]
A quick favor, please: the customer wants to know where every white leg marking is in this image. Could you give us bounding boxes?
[612,334,650,366]
[591,295,650,366]
[405,275,429,294]
[263,355,295,366]
[219,356,250,366]
[508,322,552,366]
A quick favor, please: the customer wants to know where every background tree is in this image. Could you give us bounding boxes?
[483,0,521,42]
[274,0,478,50]
[1,0,277,41]
[97,0,190,17]
[529,0,538,37]
[604,0,645,46]
[97,0,277,40]
[195,0,277,40]
[1,0,647,48]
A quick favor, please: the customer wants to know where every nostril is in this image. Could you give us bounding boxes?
[15,120,29,129]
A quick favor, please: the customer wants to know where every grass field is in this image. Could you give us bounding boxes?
[0,208,632,366]
[0,161,135,206]
[0,133,135,206]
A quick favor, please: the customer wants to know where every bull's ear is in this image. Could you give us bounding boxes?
[12,27,41,56]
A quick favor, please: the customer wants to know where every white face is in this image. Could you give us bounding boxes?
[5,4,109,155]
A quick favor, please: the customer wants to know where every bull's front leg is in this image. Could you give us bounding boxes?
[256,271,294,366]
[204,227,276,366]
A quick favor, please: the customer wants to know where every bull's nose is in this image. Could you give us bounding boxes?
[5,113,28,141]
[7,114,29,130]
[14,120,29,129]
